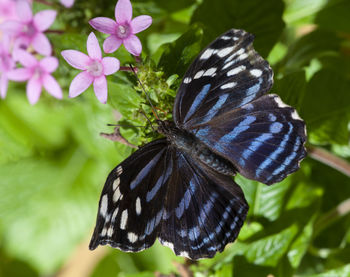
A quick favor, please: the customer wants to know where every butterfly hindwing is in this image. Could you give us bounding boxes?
[89,138,170,252]
[174,29,273,127]
[159,149,248,259]
[191,94,307,185]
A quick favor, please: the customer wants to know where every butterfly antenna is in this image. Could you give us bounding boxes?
[129,64,160,120]
[107,123,145,128]
[140,110,156,132]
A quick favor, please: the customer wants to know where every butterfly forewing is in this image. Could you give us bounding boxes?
[89,139,170,252]
[159,149,248,259]
[174,29,273,127]
[191,94,307,185]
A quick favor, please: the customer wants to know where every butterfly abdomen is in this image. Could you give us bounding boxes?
[162,121,236,176]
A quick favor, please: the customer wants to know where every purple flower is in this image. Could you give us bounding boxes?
[7,49,62,104]
[89,0,152,56]
[0,0,56,56]
[0,35,15,98]
[61,32,120,104]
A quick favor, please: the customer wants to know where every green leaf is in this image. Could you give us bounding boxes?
[283,0,327,26]
[237,176,292,221]
[287,216,316,269]
[271,70,307,110]
[191,0,285,57]
[279,30,343,73]
[158,25,203,77]
[108,82,143,118]
[243,224,298,266]
[315,0,350,33]
[304,264,350,277]
[300,69,350,145]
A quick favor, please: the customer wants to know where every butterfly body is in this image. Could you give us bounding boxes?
[89,29,307,260]
[158,120,236,176]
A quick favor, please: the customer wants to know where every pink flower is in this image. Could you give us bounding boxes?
[60,0,74,8]
[0,0,17,21]
[7,49,62,104]
[0,35,15,98]
[0,0,56,56]
[89,0,152,56]
[61,32,120,104]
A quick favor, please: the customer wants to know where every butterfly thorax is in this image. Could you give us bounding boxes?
[158,120,235,176]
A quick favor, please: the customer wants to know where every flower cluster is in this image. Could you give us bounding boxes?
[0,0,151,105]
[0,0,74,104]
[61,0,152,103]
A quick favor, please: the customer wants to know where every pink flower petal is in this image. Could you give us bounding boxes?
[93,75,107,104]
[27,76,42,105]
[61,50,90,70]
[13,36,30,54]
[115,0,132,24]
[87,32,101,60]
[33,10,57,31]
[69,71,93,98]
[42,74,62,99]
[102,57,120,75]
[0,20,22,35]
[131,15,152,34]
[123,34,142,56]
[103,35,122,53]
[89,17,117,34]
[60,0,74,8]
[0,75,8,99]
[7,68,32,81]
[14,49,37,67]
[16,0,32,22]
[32,32,52,56]
[40,56,58,73]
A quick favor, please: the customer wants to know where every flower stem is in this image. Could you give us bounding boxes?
[120,66,138,72]
[308,146,350,177]
[46,30,65,35]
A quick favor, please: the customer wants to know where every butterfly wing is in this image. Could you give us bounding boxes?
[159,148,248,259]
[89,138,248,259]
[173,28,273,128]
[190,94,307,185]
[89,138,171,252]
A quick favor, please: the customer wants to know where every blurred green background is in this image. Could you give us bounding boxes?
[1,0,350,276]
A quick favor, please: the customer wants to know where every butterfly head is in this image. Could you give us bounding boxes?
[156,120,175,137]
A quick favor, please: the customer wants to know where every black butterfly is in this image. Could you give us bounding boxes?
[89,29,307,259]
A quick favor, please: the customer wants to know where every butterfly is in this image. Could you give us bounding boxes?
[89,29,307,260]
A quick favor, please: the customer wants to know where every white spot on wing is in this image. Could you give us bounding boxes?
[101,227,107,236]
[120,209,128,230]
[179,251,191,259]
[100,194,108,218]
[221,36,231,40]
[183,77,191,84]
[127,232,138,243]
[203,67,217,77]
[107,227,114,237]
[113,187,122,203]
[200,48,214,60]
[217,46,234,57]
[274,96,289,108]
[136,197,142,215]
[227,65,246,76]
[113,177,120,190]
[250,69,262,77]
[194,70,204,79]
[291,110,302,120]
[161,240,175,253]
[220,82,237,89]
[238,53,248,60]
[111,207,119,222]
[116,166,123,175]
